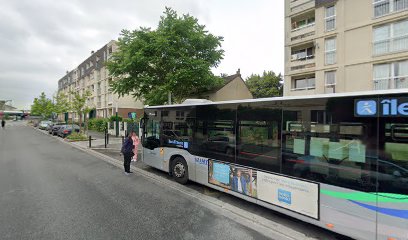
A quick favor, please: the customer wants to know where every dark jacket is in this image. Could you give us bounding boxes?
[121,137,134,155]
[1,120,5,127]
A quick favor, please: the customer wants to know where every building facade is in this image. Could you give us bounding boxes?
[284,0,408,96]
[58,40,144,120]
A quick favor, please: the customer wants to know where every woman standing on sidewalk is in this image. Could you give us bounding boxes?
[131,131,140,162]
[121,132,134,175]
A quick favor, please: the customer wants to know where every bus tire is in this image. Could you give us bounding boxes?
[171,157,189,185]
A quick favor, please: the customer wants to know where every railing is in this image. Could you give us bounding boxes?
[374,76,408,90]
[291,54,315,61]
[291,63,316,71]
[292,22,315,32]
[374,0,408,18]
[291,78,316,91]
[373,35,408,55]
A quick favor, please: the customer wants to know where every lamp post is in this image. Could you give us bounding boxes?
[115,101,119,137]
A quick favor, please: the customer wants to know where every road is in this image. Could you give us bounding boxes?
[0,122,271,240]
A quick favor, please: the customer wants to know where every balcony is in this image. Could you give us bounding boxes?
[290,43,315,72]
[291,77,316,91]
[290,57,316,72]
[374,76,408,90]
[291,23,315,43]
[290,0,315,15]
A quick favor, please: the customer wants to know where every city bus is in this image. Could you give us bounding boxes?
[140,90,408,240]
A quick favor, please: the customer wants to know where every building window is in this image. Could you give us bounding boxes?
[325,71,336,93]
[374,0,408,18]
[292,16,315,32]
[373,19,408,55]
[292,75,315,90]
[325,38,336,65]
[374,60,408,90]
[325,6,336,31]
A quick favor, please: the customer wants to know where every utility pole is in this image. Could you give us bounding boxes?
[115,102,119,137]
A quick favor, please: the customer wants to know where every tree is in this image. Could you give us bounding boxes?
[246,71,283,98]
[70,91,92,132]
[54,92,70,121]
[31,92,54,119]
[107,7,224,105]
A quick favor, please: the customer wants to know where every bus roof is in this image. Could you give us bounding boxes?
[145,89,408,109]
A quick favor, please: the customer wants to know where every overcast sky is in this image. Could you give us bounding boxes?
[0,0,284,109]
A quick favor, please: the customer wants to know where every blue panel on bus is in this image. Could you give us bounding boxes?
[212,162,230,185]
[356,100,377,116]
[278,189,292,205]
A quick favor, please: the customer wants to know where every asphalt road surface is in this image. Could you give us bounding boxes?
[0,122,271,240]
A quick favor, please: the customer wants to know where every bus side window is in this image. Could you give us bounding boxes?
[143,119,161,150]
[380,123,408,194]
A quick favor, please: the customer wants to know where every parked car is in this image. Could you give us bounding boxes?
[57,125,80,138]
[49,123,66,135]
[38,121,52,130]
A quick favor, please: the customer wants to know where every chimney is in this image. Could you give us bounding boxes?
[237,68,241,75]
[91,50,95,54]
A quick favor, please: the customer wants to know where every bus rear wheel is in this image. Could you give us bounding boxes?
[171,157,189,185]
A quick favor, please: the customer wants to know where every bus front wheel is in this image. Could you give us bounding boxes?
[171,157,189,185]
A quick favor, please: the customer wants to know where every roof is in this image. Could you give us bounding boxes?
[146,88,408,109]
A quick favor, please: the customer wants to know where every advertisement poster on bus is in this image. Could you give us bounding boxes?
[208,160,319,219]
[257,171,319,219]
[208,160,257,198]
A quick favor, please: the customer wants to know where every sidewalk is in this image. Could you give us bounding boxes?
[72,130,145,168]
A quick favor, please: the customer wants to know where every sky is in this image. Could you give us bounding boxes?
[0,0,284,109]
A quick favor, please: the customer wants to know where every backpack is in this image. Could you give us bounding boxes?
[121,138,134,155]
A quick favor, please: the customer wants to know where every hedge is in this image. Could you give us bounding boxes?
[88,118,108,132]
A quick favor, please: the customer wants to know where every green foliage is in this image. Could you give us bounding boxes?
[3,114,11,120]
[54,92,70,114]
[123,118,137,123]
[66,132,88,141]
[106,7,224,105]
[109,115,123,122]
[70,90,92,131]
[31,92,54,119]
[88,118,109,132]
[246,71,283,98]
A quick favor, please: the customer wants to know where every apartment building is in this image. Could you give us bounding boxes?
[284,0,408,96]
[58,40,144,120]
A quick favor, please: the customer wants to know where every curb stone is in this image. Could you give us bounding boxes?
[31,125,318,240]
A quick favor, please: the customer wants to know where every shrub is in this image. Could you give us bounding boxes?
[88,118,108,132]
[109,115,123,122]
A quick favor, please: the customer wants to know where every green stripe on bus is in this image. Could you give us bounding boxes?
[321,189,408,203]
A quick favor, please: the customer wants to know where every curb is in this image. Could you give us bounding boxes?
[32,125,318,240]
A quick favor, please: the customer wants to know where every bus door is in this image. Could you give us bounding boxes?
[142,113,163,170]
[377,119,408,240]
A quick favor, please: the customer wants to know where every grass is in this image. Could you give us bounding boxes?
[66,132,88,141]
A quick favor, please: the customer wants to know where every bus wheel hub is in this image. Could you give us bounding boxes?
[174,163,185,178]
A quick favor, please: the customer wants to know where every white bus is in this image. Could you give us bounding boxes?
[141,90,408,240]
